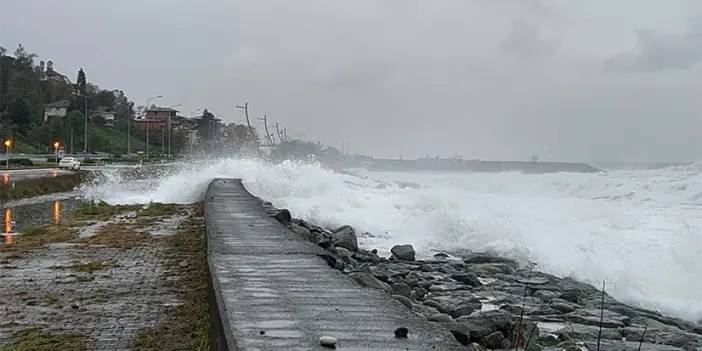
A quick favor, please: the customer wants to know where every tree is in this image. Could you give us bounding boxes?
[7,98,32,131]
[223,123,259,154]
[76,68,86,95]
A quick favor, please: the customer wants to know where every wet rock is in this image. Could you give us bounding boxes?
[451,272,482,287]
[413,287,428,300]
[291,222,316,242]
[390,244,416,261]
[393,295,412,308]
[450,303,480,319]
[391,282,411,298]
[551,299,579,314]
[456,309,513,340]
[271,209,291,224]
[178,260,189,268]
[319,335,337,348]
[332,225,358,251]
[533,289,561,300]
[563,308,631,328]
[469,263,516,276]
[394,327,408,338]
[482,331,506,349]
[404,272,420,286]
[434,252,450,259]
[538,334,560,347]
[348,272,391,293]
[429,313,455,324]
[463,253,518,268]
[423,300,451,314]
[450,327,471,346]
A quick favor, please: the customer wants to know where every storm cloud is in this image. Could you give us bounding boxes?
[1,0,700,162]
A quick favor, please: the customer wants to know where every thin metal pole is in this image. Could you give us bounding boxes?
[83,96,87,153]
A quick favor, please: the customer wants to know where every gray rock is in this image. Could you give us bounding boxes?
[393,295,412,308]
[332,225,358,251]
[391,282,412,298]
[348,272,391,293]
[450,303,480,318]
[482,331,506,349]
[451,272,483,287]
[463,253,518,268]
[391,244,416,261]
[424,300,451,314]
[319,335,337,348]
[413,287,428,300]
[429,313,455,323]
[456,309,513,340]
[271,209,291,224]
[291,222,315,242]
[334,247,354,265]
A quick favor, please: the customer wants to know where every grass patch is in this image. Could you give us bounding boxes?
[0,327,87,351]
[81,223,151,249]
[67,260,118,273]
[139,203,180,217]
[74,200,139,220]
[132,208,209,351]
[1,225,76,259]
[0,173,84,201]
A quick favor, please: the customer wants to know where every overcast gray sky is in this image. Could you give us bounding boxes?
[2,0,700,162]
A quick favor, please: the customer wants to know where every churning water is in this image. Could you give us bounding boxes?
[80,158,702,321]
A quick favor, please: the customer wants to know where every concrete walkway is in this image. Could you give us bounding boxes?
[205,178,462,351]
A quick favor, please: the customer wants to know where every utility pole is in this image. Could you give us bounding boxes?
[283,128,288,143]
[126,117,131,156]
[235,102,256,139]
[257,114,274,147]
[275,122,284,144]
[83,95,88,153]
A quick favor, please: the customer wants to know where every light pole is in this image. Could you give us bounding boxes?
[4,139,11,170]
[166,104,181,158]
[53,142,60,167]
[144,95,163,159]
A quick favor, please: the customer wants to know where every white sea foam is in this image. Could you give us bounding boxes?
[80,158,702,321]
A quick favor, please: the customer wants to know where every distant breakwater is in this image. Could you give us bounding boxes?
[369,159,603,173]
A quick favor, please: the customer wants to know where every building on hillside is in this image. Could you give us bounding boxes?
[43,100,70,121]
[134,107,178,130]
[39,60,71,84]
[93,106,115,121]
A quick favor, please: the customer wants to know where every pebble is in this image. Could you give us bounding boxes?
[319,335,338,348]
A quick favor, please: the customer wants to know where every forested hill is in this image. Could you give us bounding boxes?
[0,44,136,154]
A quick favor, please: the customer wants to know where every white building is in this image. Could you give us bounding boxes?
[93,106,116,121]
[44,100,70,121]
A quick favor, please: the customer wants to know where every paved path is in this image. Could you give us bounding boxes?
[205,178,462,351]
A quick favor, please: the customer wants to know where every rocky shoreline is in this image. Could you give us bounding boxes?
[261,201,702,351]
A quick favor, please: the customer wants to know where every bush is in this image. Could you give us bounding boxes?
[0,158,34,166]
[83,158,95,164]
[47,157,57,163]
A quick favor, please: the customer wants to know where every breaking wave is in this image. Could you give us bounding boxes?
[80,158,702,321]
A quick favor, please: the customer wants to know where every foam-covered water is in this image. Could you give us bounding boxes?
[80,158,702,321]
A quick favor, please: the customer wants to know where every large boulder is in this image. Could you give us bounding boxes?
[456,309,513,340]
[332,225,358,251]
[391,244,416,261]
[271,209,291,224]
[349,272,391,293]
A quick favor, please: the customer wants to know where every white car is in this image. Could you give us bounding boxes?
[58,157,81,170]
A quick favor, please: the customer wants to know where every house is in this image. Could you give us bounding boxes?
[144,107,178,127]
[92,106,115,121]
[44,100,70,121]
[39,60,71,84]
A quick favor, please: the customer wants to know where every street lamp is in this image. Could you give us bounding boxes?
[144,95,163,159]
[165,104,181,158]
[3,139,11,170]
[53,142,60,167]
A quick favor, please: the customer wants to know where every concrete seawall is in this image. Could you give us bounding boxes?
[204,178,462,350]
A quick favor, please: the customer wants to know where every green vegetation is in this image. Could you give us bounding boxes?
[139,203,180,217]
[0,173,83,201]
[0,328,87,351]
[2,225,76,258]
[74,200,139,219]
[67,259,118,273]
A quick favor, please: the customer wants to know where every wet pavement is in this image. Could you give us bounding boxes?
[1,196,78,246]
[205,178,463,350]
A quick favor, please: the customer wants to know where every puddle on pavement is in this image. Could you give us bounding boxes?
[0,199,77,246]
